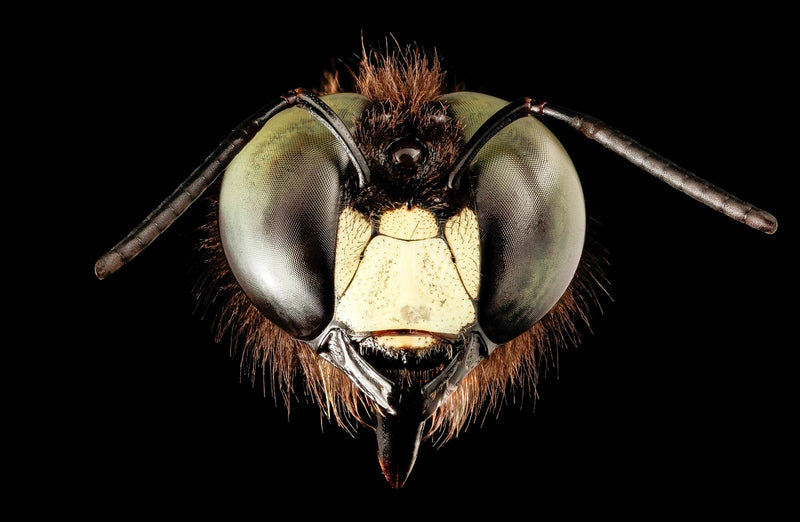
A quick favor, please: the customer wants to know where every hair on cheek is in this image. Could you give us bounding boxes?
[193,188,608,442]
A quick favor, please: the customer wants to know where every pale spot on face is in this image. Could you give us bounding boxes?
[400,304,431,323]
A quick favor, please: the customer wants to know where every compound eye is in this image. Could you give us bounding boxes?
[442,91,586,345]
[218,93,370,341]
[386,137,427,167]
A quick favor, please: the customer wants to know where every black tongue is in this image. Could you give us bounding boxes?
[375,387,425,489]
[376,414,424,488]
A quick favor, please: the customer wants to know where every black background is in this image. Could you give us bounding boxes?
[38,4,795,517]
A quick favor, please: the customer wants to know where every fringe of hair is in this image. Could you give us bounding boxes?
[354,40,446,110]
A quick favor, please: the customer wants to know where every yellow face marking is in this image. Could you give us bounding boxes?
[333,206,481,345]
[335,236,475,334]
[444,207,481,300]
[334,207,372,297]
[378,207,439,240]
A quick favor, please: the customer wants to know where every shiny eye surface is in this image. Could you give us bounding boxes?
[386,137,427,166]
[218,93,371,340]
[443,91,586,345]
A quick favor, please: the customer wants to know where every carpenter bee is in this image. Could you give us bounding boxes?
[94,44,777,488]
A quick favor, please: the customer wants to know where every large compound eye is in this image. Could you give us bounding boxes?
[218,93,371,340]
[443,92,586,345]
